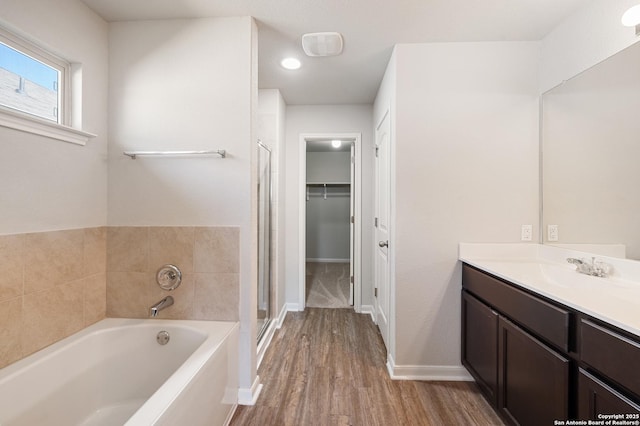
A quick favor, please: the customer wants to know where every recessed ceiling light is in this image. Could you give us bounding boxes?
[281,57,301,70]
[331,139,342,148]
[622,4,640,26]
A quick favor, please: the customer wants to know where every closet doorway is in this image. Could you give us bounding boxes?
[298,133,362,312]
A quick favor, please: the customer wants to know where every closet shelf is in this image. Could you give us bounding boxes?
[306,182,351,201]
[306,182,350,185]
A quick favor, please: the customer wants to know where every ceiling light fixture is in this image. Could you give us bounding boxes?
[331,139,342,148]
[281,57,301,70]
[621,4,640,29]
[302,32,344,57]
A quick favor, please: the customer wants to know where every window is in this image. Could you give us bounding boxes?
[0,27,69,125]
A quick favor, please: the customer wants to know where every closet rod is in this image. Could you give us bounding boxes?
[123,150,226,159]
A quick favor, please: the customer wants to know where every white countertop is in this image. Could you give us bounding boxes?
[459,243,640,337]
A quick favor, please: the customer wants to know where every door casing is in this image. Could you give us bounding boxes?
[298,133,362,312]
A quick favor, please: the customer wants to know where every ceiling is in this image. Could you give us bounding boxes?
[81,0,587,105]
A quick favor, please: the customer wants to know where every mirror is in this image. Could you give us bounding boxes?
[542,41,640,260]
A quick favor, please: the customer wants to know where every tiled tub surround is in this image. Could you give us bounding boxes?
[0,226,239,370]
[459,243,640,336]
[0,228,107,369]
[107,226,240,321]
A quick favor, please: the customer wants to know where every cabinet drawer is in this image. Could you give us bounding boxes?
[578,368,640,419]
[463,264,570,352]
[581,319,640,398]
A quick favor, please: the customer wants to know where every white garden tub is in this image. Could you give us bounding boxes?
[0,318,239,426]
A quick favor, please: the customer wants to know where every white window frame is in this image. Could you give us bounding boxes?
[0,26,95,145]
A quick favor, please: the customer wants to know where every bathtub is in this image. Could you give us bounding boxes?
[0,318,239,426]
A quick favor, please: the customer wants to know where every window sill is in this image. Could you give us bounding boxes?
[0,108,96,146]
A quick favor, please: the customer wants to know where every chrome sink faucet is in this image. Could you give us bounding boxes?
[150,296,174,317]
[567,257,611,278]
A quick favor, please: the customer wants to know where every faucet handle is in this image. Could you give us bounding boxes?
[592,258,612,277]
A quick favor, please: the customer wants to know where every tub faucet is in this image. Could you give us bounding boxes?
[567,257,611,278]
[150,296,174,317]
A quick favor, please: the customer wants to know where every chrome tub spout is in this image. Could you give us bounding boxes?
[150,296,174,318]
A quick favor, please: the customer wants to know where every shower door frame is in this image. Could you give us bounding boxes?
[257,140,272,343]
[298,132,362,313]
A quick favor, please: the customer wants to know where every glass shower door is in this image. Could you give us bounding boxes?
[257,141,272,342]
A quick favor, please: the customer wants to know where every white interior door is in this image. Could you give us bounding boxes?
[374,111,391,350]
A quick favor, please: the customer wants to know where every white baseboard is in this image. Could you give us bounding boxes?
[256,303,292,368]
[305,258,349,263]
[286,302,301,312]
[257,321,277,369]
[277,303,291,328]
[360,304,376,322]
[237,375,263,406]
[386,354,473,381]
[223,404,238,426]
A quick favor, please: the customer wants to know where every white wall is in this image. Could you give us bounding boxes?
[108,18,253,227]
[285,105,374,307]
[306,151,351,261]
[306,152,351,183]
[108,16,258,401]
[377,42,540,373]
[0,0,108,234]
[540,0,640,93]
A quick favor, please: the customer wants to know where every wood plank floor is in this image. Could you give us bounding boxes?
[230,308,504,426]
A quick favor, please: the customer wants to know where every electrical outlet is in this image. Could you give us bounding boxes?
[548,225,559,242]
[521,224,533,241]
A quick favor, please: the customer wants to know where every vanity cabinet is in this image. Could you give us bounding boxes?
[461,264,569,425]
[578,369,640,419]
[462,263,640,425]
[461,291,498,405]
[497,316,569,426]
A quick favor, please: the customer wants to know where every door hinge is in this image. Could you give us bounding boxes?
[374,287,378,297]
[375,146,379,157]
[350,275,354,284]
[350,215,354,224]
[375,217,378,227]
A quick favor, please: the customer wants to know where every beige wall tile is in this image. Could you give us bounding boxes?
[107,227,148,272]
[0,224,244,369]
[194,227,239,273]
[193,273,239,321]
[24,230,84,294]
[106,271,151,318]
[84,273,107,326]
[0,298,23,369]
[0,234,24,302]
[22,280,84,356]
[84,227,107,276]
[148,227,195,273]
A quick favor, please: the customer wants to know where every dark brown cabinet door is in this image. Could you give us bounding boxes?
[578,368,640,419]
[462,291,498,405]
[498,317,569,426]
